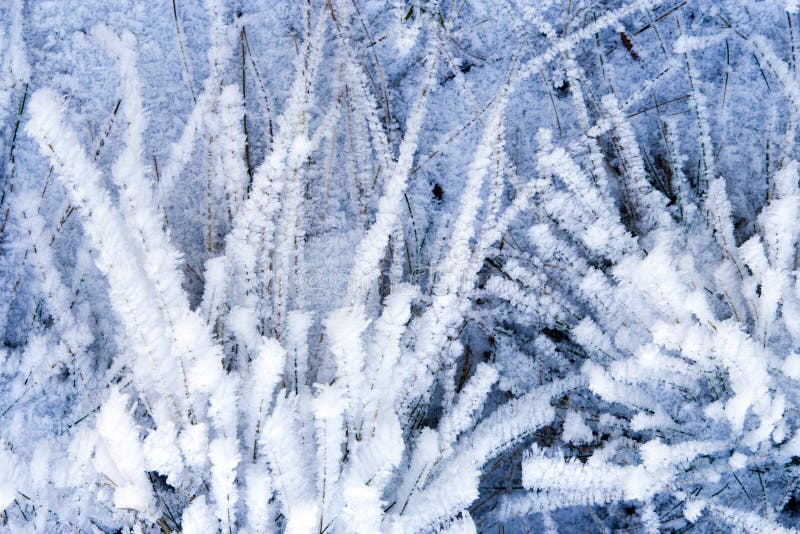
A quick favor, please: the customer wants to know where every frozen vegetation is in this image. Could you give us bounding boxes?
[3,0,800,532]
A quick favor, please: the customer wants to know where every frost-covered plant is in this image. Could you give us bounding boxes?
[4,0,800,532]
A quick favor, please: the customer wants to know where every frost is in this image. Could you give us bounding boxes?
[181,496,217,534]
[684,499,706,522]
[4,0,800,532]
[561,411,593,445]
[94,389,154,516]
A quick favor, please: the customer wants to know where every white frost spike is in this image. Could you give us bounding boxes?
[561,411,593,445]
[27,88,182,412]
[347,53,438,303]
[340,479,384,533]
[0,446,21,512]
[438,362,498,452]
[209,437,240,532]
[244,465,275,534]
[94,389,154,516]
[684,499,706,522]
[324,305,369,417]
[181,496,217,534]
[247,338,286,458]
[312,384,346,525]
[142,399,183,486]
[287,311,313,394]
